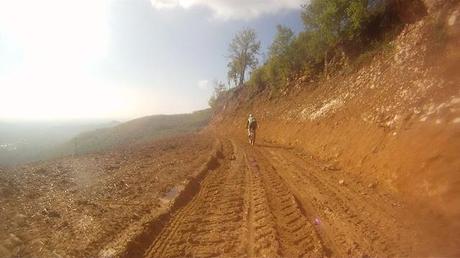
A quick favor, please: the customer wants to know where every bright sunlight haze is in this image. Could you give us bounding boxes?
[0,0,303,121]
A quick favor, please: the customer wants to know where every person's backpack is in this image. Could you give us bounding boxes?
[248,117,257,129]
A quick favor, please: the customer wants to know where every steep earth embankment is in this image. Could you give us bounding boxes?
[209,4,460,255]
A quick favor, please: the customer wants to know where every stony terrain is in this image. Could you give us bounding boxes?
[0,135,215,257]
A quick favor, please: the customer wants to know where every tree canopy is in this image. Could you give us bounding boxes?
[269,25,295,59]
[301,0,370,62]
[227,28,261,87]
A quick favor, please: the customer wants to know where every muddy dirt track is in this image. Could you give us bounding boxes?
[124,137,441,258]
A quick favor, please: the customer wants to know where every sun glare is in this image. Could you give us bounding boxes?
[0,0,109,65]
[0,0,118,120]
[0,73,135,120]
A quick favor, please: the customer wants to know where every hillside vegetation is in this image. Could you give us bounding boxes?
[212,0,434,102]
[56,109,211,156]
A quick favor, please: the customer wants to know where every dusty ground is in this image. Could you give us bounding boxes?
[0,134,215,257]
[0,136,458,257]
[128,137,458,257]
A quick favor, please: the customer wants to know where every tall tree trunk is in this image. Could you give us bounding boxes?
[239,68,245,86]
[324,49,328,77]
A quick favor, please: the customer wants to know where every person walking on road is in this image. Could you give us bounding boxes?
[246,114,258,146]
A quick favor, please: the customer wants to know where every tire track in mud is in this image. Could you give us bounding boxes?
[262,147,417,257]
[244,149,326,257]
[145,140,246,257]
[142,139,328,257]
[244,150,280,257]
[125,138,434,257]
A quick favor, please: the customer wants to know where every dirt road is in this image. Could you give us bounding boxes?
[125,137,439,257]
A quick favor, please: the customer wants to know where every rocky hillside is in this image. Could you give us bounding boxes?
[211,2,460,252]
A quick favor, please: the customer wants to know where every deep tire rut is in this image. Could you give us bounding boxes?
[145,140,246,257]
[245,152,324,257]
[143,139,327,257]
[245,152,280,257]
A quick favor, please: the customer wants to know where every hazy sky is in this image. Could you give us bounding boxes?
[0,0,304,121]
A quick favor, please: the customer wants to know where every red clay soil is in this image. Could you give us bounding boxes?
[140,138,430,257]
[0,134,215,257]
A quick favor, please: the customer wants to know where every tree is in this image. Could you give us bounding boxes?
[301,0,369,74]
[227,62,239,88]
[227,28,261,86]
[208,80,226,109]
[269,25,294,59]
[263,25,296,88]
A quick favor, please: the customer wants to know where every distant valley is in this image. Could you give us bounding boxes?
[0,120,120,166]
[0,109,211,166]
